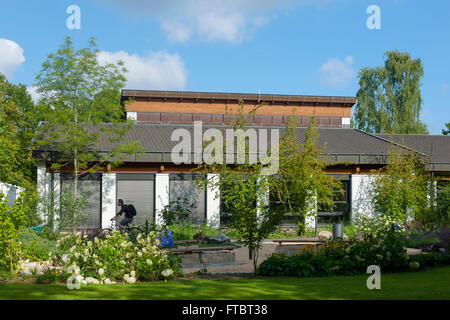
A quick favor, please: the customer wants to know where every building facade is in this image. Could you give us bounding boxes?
[34,90,450,229]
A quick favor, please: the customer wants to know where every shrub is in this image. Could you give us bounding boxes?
[408,252,450,269]
[18,228,59,261]
[52,231,181,283]
[159,198,195,227]
[0,191,27,272]
[258,229,410,277]
[436,225,450,252]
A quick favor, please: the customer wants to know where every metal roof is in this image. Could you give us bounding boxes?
[377,134,450,165]
[35,123,443,168]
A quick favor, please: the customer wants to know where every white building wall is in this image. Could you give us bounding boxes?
[101,173,117,229]
[350,174,377,222]
[206,174,220,228]
[52,173,60,230]
[37,161,50,221]
[155,173,170,226]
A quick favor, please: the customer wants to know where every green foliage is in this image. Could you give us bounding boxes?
[408,252,450,269]
[159,197,195,227]
[442,123,450,135]
[354,50,428,134]
[164,222,221,241]
[404,231,440,249]
[0,191,27,272]
[415,181,449,230]
[41,187,89,235]
[277,115,342,235]
[0,74,37,187]
[259,230,413,277]
[52,231,181,283]
[31,268,69,284]
[196,100,284,273]
[371,144,431,224]
[18,229,60,261]
[34,36,142,232]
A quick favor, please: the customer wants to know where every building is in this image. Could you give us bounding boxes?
[33,90,450,229]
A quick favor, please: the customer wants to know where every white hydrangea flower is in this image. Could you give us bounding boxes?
[123,274,136,284]
[161,269,173,278]
[98,268,104,276]
[146,259,153,265]
[137,252,143,257]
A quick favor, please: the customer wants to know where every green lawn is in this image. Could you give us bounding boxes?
[1,267,449,300]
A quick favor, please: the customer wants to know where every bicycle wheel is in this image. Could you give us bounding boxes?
[127,226,143,242]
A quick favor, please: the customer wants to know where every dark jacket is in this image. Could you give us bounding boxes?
[117,204,133,218]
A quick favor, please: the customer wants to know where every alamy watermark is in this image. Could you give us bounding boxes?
[66,5,81,30]
[366,265,381,289]
[170,121,279,175]
[367,5,381,30]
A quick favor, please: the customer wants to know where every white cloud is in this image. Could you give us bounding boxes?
[97,50,187,90]
[161,22,192,43]
[101,0,298,43]
[318,56,355,87]
[0,38,25,80]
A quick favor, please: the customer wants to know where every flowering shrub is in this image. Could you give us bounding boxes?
[52,231,181,284]
[354,213,404,240]
[258,229,411,277]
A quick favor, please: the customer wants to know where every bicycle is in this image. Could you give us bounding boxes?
[100,220,143,242]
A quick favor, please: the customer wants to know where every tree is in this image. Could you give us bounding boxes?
[353,51,428,134]
[371,143,431,225]
[196,101,284,274]
[277,115,342,235]
[443,123,450,135]
[0,74,37,187]
[34,36,141,232]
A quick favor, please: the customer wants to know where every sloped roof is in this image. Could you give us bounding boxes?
[377,134,450,164]
[35,122,419,166]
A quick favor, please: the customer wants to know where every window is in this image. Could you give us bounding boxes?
[317,180,350,224]
[268,186,301,226]
[169,173,206,225]
[60,173,102,229]
[116,173,155,225]
[267,177,351,226]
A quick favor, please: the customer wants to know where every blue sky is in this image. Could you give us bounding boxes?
[0,0,449,133]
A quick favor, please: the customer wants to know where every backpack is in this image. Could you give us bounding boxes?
[127,204,137,217]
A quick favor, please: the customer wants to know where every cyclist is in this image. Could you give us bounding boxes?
[111,199,134,232]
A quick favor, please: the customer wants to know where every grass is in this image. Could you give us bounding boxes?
[0,267,449,300]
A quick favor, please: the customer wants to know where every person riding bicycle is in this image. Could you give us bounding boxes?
[111,199,134,232]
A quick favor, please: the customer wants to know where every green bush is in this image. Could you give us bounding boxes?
[408,252,450,269]
[53,231,182,283]
[18,229,59,261]
[159,198,195,227]
[404,231,440,249]
[258,230,412,277]
[0,191,27,272]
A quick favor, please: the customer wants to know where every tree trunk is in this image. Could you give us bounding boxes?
[72,151,78,234]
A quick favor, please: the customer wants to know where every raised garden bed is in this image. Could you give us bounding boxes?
[164,239,241,266]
